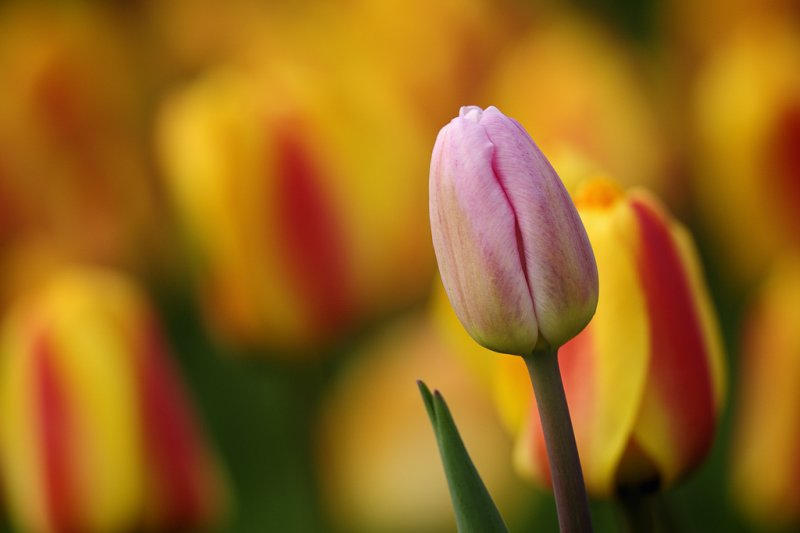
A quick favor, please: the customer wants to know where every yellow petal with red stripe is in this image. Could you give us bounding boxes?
[626,193,720,488]
[0,271,142,533]
[506,178,723,498]
[513,178,651,497]
[568,185,650,497]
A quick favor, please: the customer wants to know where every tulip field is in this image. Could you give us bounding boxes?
[0,0,798,532]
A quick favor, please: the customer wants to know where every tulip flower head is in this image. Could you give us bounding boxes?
[429,105,598,356]
[731,257,800,526]
[158,67,433,354]
[502,178,726,497]
[0,267,226,533]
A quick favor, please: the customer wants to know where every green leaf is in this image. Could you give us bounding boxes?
[417,380,509,533]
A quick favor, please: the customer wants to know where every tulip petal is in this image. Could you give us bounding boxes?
[430,116,538,354]
[628,194,717,487]
[670,224,726,412]
[732,263,800,522]
[565,199,651,497]
[479,107,598,348]
[49,282,143,532]
[137,317,223,529]
[36,334,75,533]
[0,319,50,533]
[516,198,650,497]
[272,118,353,338]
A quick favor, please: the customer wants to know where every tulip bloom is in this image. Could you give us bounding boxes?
[158,66,433,353]
[429,105,598,356]
[693,19,800,282]
[499,178,726,497]
[0,268,225,533]
[731,257,800,526]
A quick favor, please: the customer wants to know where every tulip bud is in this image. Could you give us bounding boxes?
[430,105,598,356]
[499,178,726,497]
[0,267,226,533]
[731,257,800,526]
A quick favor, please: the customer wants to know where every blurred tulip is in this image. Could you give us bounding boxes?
[0,5,165,271]
[483,12,674,204]
[495,178,725,498]
[317,314,521,533]
[330,0,521,130]
[664,0,799,66]
[731,257,800,526]
[692,19,800,282]
[157,62,434,354]
[430,105,598,356]
[0,267,226,533]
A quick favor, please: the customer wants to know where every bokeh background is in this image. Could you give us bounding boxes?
[0,0,799,531]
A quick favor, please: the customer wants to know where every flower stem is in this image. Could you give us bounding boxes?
[524,348,593,533]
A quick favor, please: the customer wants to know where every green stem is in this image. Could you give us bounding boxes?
[524,349,593,533]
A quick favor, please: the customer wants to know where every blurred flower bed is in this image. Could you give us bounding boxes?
[0,0,798,531]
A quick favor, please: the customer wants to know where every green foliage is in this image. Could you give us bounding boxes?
[418,381,509,533]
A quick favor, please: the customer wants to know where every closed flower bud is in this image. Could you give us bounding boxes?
[498,178,726,497]
[0,267,226,533]
[429,105,598,355]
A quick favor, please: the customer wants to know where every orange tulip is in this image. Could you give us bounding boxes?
[731,257,800,526]
[0,267,226,532]
[495,178,725,498]
[157,62,434,354]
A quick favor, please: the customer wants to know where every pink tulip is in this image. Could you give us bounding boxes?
[429,106,598,355]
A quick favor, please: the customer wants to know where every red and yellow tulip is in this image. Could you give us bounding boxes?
[692,18,800,282]
[157,60,434,354]
[0,267,226,533]
[495,178,725,497]
[731,257,800,526]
